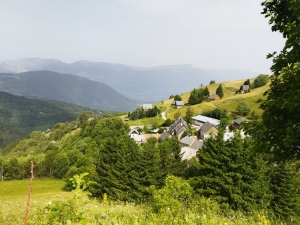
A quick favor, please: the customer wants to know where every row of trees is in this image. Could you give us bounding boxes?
[128,106,160,120]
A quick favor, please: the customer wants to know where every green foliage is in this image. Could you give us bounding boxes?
[173,111,181,120]
[152,175,193,217]
[174,95,182,101]
[216,84,224,98]
[250,63,300,160]
[236,101,250,116]
[184,106,194,127]
[129,106,160,121]
[169,95,174,99]
[188,88,204,105]
[209,80,216,84]
[202,108,228,120]
[203,86,210,96]
[261,0,300,75]
[162,118,173,127]
[269,162,300,220]
[251,74,269,89]
[190,132,271,211]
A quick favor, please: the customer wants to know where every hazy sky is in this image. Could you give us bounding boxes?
[0,0,285,74]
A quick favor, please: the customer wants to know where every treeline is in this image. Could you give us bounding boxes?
[0,114,299,221]
[128,106,160,120]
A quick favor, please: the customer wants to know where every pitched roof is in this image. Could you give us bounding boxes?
[180,147,198,160]
[180,136,197,146]
[128,128,139,135]
[172,100,184,106]
[234,118,245,125]
[192,115,220,126]
[159,131,171,141]
[190,140,203,150]
[200,122,215,133]
[168,117,189,136]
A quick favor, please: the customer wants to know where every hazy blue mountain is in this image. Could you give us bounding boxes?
[0,71,138,112]
[0,58,258,103]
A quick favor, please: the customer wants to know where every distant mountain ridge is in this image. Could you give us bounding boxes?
[0,58,259,103]
[0,71,138,112]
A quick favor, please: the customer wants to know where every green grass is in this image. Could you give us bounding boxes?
[0,179,280,224]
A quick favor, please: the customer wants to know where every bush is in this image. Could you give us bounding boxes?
[251,74,269,89]
[236,101,250,116]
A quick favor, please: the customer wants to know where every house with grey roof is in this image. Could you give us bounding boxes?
[171,100,184,108]
[159,117,189,141]
[208,94,220,101]
[241,85,250,93]
[196,121,218,140]
[192,115,220,127]
[232,118,245,130]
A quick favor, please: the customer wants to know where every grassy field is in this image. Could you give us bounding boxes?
[0,179,71,224]
[0,179,275,225]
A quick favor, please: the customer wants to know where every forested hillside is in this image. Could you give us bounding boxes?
[0,91,104,148]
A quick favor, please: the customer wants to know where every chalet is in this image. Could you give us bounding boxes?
[159,117,189,141]
[171,100,184,108]
[192,115,220,127]
[141,104,153,110]
[128,128,145,143]
[241,85,250,93]
[208,94,220,101]
[196,122,218,140]
[232,118,245,130]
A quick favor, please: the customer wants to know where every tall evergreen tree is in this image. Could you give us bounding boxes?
[137,137,161,200]
[157,137,186,187]
[188,89,199,105]
[269,162,300,220]
[203,86,210,96]
[190,130,271,211]
[216,84,224,98]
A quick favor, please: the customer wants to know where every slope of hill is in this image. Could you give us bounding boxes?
[0,91,104,148]
[0,71,138,112]
[159,78,269,121]
[0,58,258,103]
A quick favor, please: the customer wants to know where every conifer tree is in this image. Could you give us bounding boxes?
[269,162,300,220]
[216,84,224,98]
[203,87,210,96]
[157,137,186,187]
[188,89,199,105]
[137,137,161,200]
[191,130,271,211]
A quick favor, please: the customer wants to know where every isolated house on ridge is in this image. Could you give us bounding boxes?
[171,100,184,108]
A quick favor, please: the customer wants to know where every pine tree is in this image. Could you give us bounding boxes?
[216,84,224,98]
[137,137,161,200]
[203,87,210,96]
[157,137,186,187]
[191,130,271,211]
[269,162,300,220]
[188,89,199,105]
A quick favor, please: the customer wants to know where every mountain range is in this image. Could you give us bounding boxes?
[0,58,259,103]
[0,70,138,112]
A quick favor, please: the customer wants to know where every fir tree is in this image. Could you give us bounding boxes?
[269,162,300,220]
[191,130,271,211]
[216,84,224,98]
[203,86,210,96]
[157,137,186,187]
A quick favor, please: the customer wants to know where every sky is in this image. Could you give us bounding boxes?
[0,0,285,74]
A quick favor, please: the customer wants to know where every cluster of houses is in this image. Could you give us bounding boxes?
[128,114,246,161]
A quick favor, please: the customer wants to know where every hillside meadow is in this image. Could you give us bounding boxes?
[0,179,274,225]
[125,78,270,127]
